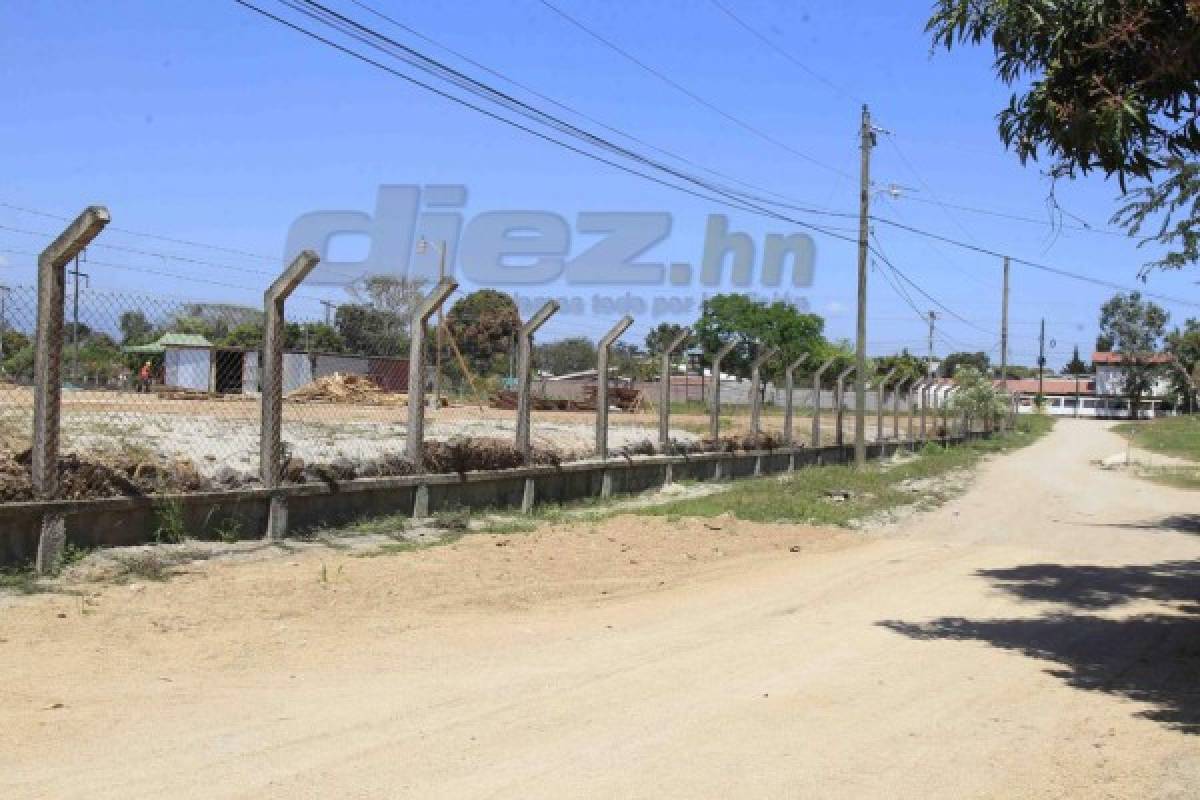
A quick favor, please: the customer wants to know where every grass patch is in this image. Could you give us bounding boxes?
[0,567,44,594]
[351,531,466,558]
[1135,465,1200,490]
[637,415,1053,527]
[1113,416,1200,462]
[312,513,408,538]
[476,517,539,535]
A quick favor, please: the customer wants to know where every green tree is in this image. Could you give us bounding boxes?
[168,303,261,341]
[694,294,826,379]
[118,310,154,345]
[334,304,408,357]
[1064,346,1089,375]
[534,337,596,376]
[1165,318,1200,409]
[874,349,925,382]
[1098,291,1170,415]
[445,289,520,378]
[348,275,427,322]
[285,323,344,353]
[221,322,264,349]
[644,322,688,355]
[947,366,1007,428]
[939,351,990,379]
[2,344,34,381]
[927,1,1200,273]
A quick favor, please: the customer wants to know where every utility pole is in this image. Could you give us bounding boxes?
[854,104,876,469]
[0,285,8,367]
[926,311,937,377]
[319,299,336,326]
[68,255,89,384]
[999,256,1010,429]
[1037,318,1046,400]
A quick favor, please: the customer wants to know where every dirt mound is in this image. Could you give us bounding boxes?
[423,437,560,473]
[0,450,214,503]
[287,373,404,405]
[685,432,785,454]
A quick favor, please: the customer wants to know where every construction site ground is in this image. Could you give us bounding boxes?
[3,419,1199,798]
[0,387,900,479]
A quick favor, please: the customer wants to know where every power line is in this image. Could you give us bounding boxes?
[0,247,323,301]
[897,193,1132,239]
[882,133,985,250]
[343,0,853,215]
[705,0,862,105]
[233,0,865,248]
[869,232,994,335]
[0,222,277,277]
[871,215,1200,310]
[0,200,279,262]
[534,0,853,179]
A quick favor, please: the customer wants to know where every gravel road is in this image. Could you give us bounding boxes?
[2,419,1198,798]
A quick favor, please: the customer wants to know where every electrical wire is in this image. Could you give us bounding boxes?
[705,0,862,105]
[233,0,865,249]
[871,216,1200,310]
[534,0,853,179]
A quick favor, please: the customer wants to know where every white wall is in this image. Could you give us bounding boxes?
[164,347,211,392]
[1095,365,1172,397]
[282,352,313,394]
[242,351,260,394]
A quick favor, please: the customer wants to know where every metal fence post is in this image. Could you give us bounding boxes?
[748,346,778,437]
[260,250,320,540]
[516,300,560,463]
[834,365,856,447]
[781,354,807,446]
[875,368,897,443]
[33,206,110,575]
[406,278,458,472]
[595,315,634,459]
[658,327,691,455]
[709,340,737,441]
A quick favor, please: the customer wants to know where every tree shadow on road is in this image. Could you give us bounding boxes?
[881,560,1200,734]
[1098,514,1200,535]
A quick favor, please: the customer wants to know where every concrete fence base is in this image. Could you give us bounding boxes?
[0,434,987,567]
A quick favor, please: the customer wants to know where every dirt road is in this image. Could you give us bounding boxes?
[3,419,1199,798]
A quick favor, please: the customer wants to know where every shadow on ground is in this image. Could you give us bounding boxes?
[881,559,1200,734]
[1099,514,1200,535]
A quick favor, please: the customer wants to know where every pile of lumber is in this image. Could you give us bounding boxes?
[287,373,405,405]
[579,384,644,412]
[489,390,579,411]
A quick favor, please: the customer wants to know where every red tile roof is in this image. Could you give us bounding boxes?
[995,378,1094,395]
[1092,351,1173,365]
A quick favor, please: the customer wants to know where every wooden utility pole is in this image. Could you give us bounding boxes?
[1000,256,1010,428]
[854,104,875,469]
[926,311,937,377]
[1037,318,1046,400]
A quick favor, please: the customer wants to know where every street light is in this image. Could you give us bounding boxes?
[416,237,448,406]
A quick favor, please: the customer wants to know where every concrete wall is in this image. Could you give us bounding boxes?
[0,433,987,567]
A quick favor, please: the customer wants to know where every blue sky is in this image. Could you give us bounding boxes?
[1,0,1195,368]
